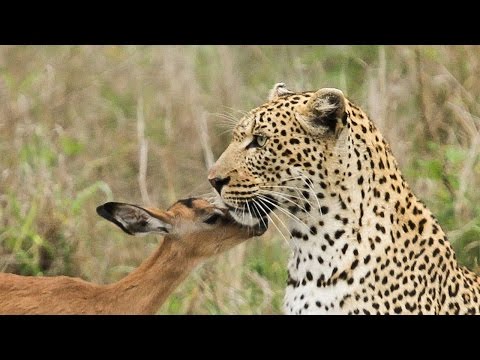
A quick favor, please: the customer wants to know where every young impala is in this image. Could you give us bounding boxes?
[0,198,267,314]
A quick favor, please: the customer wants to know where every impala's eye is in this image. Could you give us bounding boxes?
[247,135,268,149]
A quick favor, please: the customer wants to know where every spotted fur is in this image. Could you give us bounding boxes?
[209,83,480,315]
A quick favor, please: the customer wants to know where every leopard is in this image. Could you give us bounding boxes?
[207,82,480,315]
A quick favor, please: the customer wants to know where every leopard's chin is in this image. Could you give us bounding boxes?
[221,195,276,227]
[228,208,263,227]
[211,194,269,235]
[228,209,269,235]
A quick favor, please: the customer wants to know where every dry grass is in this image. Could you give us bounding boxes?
[0,45,479,314]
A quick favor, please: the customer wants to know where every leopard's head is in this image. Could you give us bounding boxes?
[208,83,349,227]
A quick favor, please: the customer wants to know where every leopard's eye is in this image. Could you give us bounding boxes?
[247,135,268,149]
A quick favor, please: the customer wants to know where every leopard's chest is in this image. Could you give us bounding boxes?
[283,279,350,314]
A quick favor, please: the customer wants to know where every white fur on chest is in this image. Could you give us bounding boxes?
[281,194,389,315]
[284,281,350,315]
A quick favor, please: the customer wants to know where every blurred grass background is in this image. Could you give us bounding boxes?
[0,45,479,314]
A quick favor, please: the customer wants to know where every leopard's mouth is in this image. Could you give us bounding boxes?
[204,206,268,236]
[222,195,276,231]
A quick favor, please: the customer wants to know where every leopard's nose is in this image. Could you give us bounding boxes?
[208,176,231,195]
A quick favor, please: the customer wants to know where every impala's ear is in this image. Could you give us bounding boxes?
[96,202,173,236]
[268,82,294,101]
[298,88,347,136]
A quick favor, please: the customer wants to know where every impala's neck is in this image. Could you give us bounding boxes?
[103,236,201,314]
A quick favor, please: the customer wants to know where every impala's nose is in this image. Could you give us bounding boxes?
[208,176,231,195]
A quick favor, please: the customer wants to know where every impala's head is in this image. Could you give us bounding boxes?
[208,83,348,226]
[96,197,268,256]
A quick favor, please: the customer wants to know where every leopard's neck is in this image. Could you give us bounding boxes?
[282,112,437,314]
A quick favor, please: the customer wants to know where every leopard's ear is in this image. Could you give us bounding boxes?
[297,88,347,137]
[268,82,294,101]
